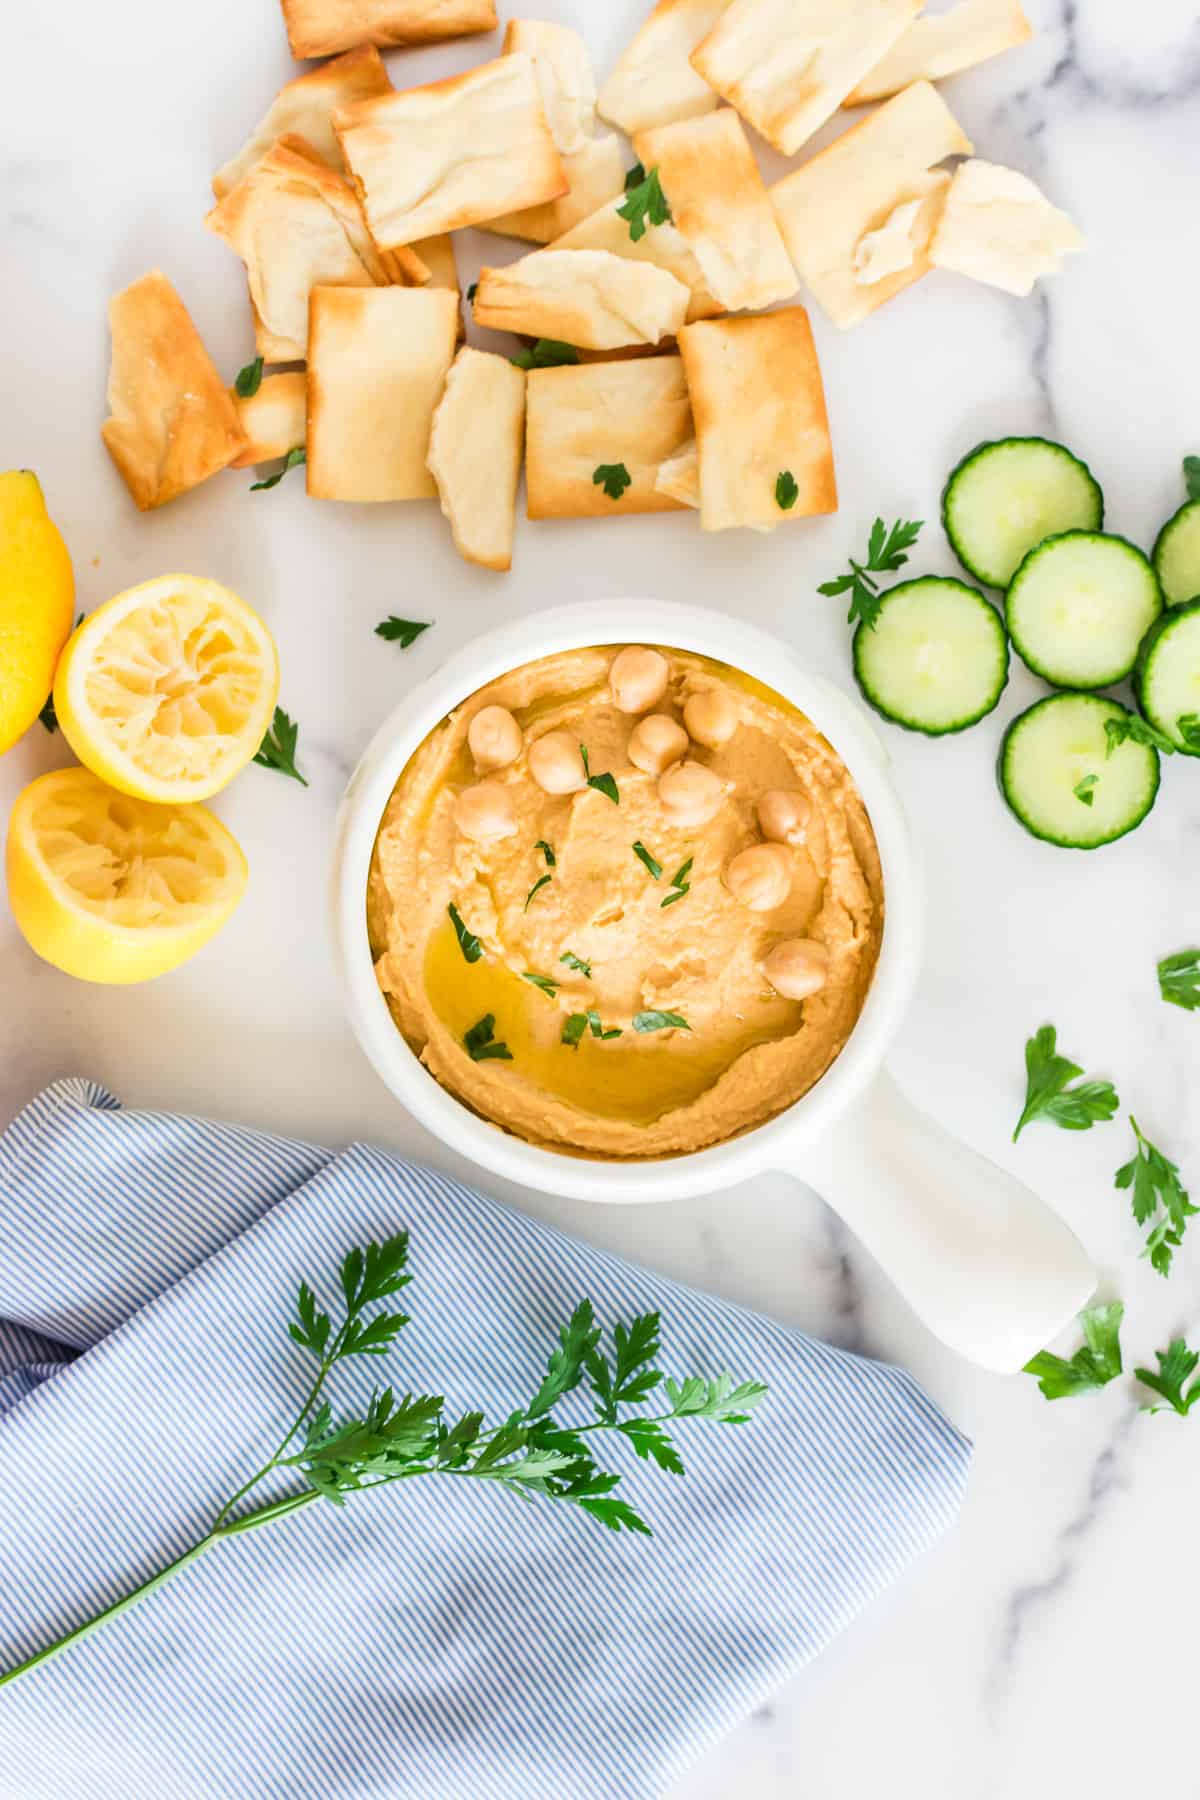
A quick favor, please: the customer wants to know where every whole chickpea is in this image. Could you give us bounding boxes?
[468,705,522,773]
[454,781,518,842]
[757,789,812,847]
[628,714,689,777]
[658,760,728,827]
[763,938,830,1000]
[683,688,738,750]
[528,730,587,795]
[724,843,793,912]
[610,646,670,714]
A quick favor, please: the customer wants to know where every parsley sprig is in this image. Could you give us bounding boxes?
[1115,1117,1197,1277]
[0,1237,766,1690]
[1012,1025,1118,1141]
[1023,1302,1124,1400]
[1135,1338,1200,1416]
[1158,949,1200,1011]
[376,617,432,648]
[617,165,671,242]
[254,706,308,786]
[818,518,924,630]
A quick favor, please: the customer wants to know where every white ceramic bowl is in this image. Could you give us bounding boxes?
[332,599,1095,1371]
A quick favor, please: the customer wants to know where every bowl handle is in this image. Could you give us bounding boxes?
[797,1068,1097,1373]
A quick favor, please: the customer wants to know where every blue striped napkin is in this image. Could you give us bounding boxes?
[0,1079,970,1798]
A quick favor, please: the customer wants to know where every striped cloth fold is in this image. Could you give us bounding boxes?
[0,1078,970,1799]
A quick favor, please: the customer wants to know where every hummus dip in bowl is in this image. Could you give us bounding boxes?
[366,641,883,1160]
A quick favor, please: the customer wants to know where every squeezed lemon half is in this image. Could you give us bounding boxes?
[0,470,75,753]
[53,573,279,803]
[6,766,248,983]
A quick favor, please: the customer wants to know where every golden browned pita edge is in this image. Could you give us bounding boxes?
[550,197,721,323]
[691,0,921,156]
[280,0,498,60]
[597,0,730,137]
[427,348,526,570]
[483,136,626,245]
[845,0,1033,105]
[206,134,426,364]
[334,54,566,250]
[212,46,392,199]
[101,270,247,511]
[524,357,693,520]
[230,372,308,468]
[633,109,797,312]
[306,286,459,502]
[473,249,690,351]
[769,82,972,330]
[679,308,837,533]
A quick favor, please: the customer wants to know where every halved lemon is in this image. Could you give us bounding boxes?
[6,766,248,984]
[53,573,279,803]
[0,470,75,753]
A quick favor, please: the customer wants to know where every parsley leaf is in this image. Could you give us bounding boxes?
[448,903,483,964]
[1158,948,1200,1011]
[525,1300,602,1420]
[1184,455,1200,502]
[1023,1301,1124,1400]
[624,160,645,192]
[1135,1338,1200,1416]
[1115,1116,1197,1277]
[535,838,556,867]
[592,462,632,502]
[663,1372,770,1424]
[560,950,592,979]
[524,873,552,911]
[523,970,559,996]
[464,1014,512,1062]
[818,517,924,631]
[579,744,619,803]
[235,356,264,398]
[1104,713,1175,756]
[1012,1024,1119,1141]
[775,471,799,512]
[1177,713,1200,752]
[633,1010,690,1033]
[511,338,579,371]
[375,617,432,648]
[661,856,693,909]
[250,445,305,491]
[1073,774,1098,806]
[561,1012,588,1048]
[632,841,663,880]
[254,706,308,786]
[587,1009,622,1040]
[616,164,671,242]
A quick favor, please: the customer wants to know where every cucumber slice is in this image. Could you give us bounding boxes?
[1005,531,1162,689]
[1152,499,1200,607]
[943,437,1104,589]
[852,576,1008,736]
[1000,695,1160,849]
[1135,598,1200,755]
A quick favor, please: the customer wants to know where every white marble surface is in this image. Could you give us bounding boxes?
[3,2,1200,1794]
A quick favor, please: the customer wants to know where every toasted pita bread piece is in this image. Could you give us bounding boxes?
[503,18,597,153]
[691,0,921,156]
[846,0,1034,104]
[632,110,796,312]
[769,82,973,329]
[427,348,526,570]
[279,0,497,59]
[230,373,308,468]
[485,135,626,245]
[598,0,730,136]
[679,309,836,533]
[212,47,391,199]
[551,197,720,322]
[474,249,690,350]
[525,357,693,520]
[206,136,425,364]
[307,286,458,501]
[335,54,566,250]
[101,270,247,510]
[930,159,1084,296]
[654,438,699,508]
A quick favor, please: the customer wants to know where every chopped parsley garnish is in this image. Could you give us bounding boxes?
[580,744,619,804]
[535,839,556,867]
[632,1010,690,1034]
[235,356,264,398]
[1073,774,1098,806]
[253,706,308,786]
[523,971,559,997]
[1158,948,1200,1011]
[464,1014,512,1063]
[1012,1024,1118,1141]
[560,951,592,979]
[448,904,483,964]
[250,445,306,491]
[1177,713,1200,752]
[561,1013,589,1049]
[1104,713,1175,756]
[632,841,662,880]
[617,164,671,242]
[466,281,478,304]
[511,338,580,370]
[1184,454,1200,502]
[1115,1116,1197,1277]
[524,873,553,911]
[1023,1302,1124,1400]
[818,517,924,631]
[661,857,694,909]
[592,463,632,502]
[375,617,432,648]
[775,471,799,512]
[587,1009,622,1041]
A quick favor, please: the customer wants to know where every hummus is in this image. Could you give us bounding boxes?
[367,644,883,1158]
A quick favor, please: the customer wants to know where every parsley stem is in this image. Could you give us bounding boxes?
[209,1355,338,1530]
